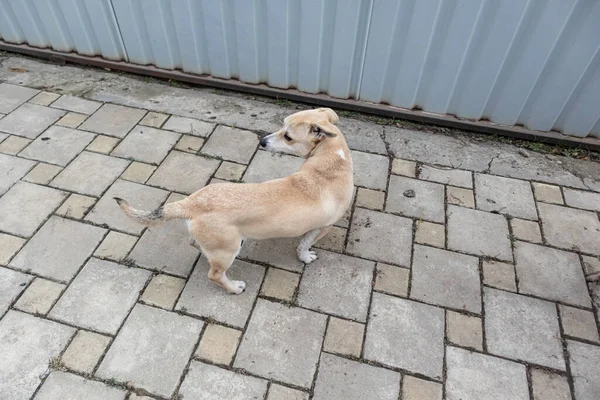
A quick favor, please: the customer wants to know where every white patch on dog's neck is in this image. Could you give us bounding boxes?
[336,149,346,160]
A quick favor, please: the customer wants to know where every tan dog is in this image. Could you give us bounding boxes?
[115,108,353,294]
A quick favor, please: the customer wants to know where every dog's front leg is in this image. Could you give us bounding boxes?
[297,226,332,264]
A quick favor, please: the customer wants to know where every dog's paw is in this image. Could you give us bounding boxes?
[229,280,246,295]
[298,250,318,264]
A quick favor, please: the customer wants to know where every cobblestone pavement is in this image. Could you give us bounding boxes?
[1,56,600,400]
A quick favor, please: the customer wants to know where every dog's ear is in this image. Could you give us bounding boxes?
[312,122,339,138]
[317,108,339,124]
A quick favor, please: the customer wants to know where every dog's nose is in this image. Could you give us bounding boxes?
[259,138,267,147]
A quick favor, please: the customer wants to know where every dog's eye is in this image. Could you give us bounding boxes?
[283,133,292,141]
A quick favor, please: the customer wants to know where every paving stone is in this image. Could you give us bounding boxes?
[335,204,353,228]
[475,174,538,220]
[415,221,445,247]
[515,241,590,307]
[176,258,264,328]
[50,258,150,334]
[347,208,413,266]
[179,361,267,400]
[539,202,600,255]
[446,346,529,400]
[139,111,168,128]
[298,250,374,321]
[355,187,385,210]
[0,267,32,316]
[120,161,156,183]
[79,104,145,138]
[29,91,60,106]
[532,182,564,204]
[148,151,219,193]
[323,317,364,357]
[14,278,65,314]
[0,182,67,237]
[567,340,600,400]
[0,310,75,400]
[0,103,65,138]
[51,95,101,115]
[268,384,309,400]
[97,304,203,398]
[85,179,168,235]
[202,125,258,163]
[23,163,62,184]
[129,220,200,277]
[314,225,347,252]
[582,255,600,278]
[351,150,389,190]
[338,117,387,154]
[0,153,36,195]
[55,193,96,219]
[559,305,599,342]
[531,369,571,400]
[391,158,416,177]
[446,311,483,350]
[234,300,327,388]
[0,135,30,154]
[175,134,204,153]
[243,150,304,183]
[162,115,214,137]
[55,112,88,128]
[61,330,111,374]
[10,216,105,282]
[0,233,26,265]
[563,188,600,212]
[419,165,472,188]
[375,263,409,297]
[402,376,443,400]
[446,186,475,208]
[484,287,565,370]
[313,353,400,400]
[0,83,38,113]
[36,371,126,400]
[112,125,180,164]
[140,274,186,309]
[86,134,119,153]
[19,126,95,166]
[447,205,512,261]
[260,268,299,301]
[215,161,246,181]
[511,218,542,243]
[411,245,481,313]
[51,151,129,196]
[482,260,517,291]
[128,395,156,400]
[365,293,444,379]
[386,175,445,223]
[196,324,241,365]
[240,237,304,272]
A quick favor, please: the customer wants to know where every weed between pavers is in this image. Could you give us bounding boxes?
[48,356,66,371]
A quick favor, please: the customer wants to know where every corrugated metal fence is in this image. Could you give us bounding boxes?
[1,0,599,138]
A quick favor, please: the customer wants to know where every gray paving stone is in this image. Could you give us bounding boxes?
[351,150,389,190]
[338,118,387,154]
[446,346,529,400]
[162,115,214,137]
[375,263,409,297]
[22,162,62,185]
[19,126,95,166]
[392,158,417,177]
[111,125,180,164]
[484,288,565,370]
[0,310,75,400]
[364,293,444,379]
[515,241,590,307]
[239,237,304,273]
[94,231,138,261]
[568,340,600,400]
[297,250,374,322]
[196,323,241,365]
[347,208,413,266]
[538,202,600,255]
[56,112,88,128]
[51,151,129,196]
[141,274,186,310]
[268,384,309,400]
[14,277,65,315]
[355,187,385,210]
[563,188,600,212]
[313,353,401,400]
[50,258,150,334]
[402,376,442,400]
[0,233,26,265]
[176,258,264,328]
[0,103,65,138]
[85,179,168,235]
[79,104,145,138]
[97,304,202,398]
[415,221,445,247]
[533,182,564,204]
[10,216,105,282]
[419,165,473,188]
[129,220,200,277]
[36,371,126,400]
[61,330,111,374]
[260,268,300,301]
[447,186,475,208]
[55,193,96,219]
[0,153,36,195]
[51,95,101,115]
[531,369,571,400]
[475,174,537,219]
[201,125,258,163]
[510,218,542,243]
[139,111,168,128]
[411,245,481,313]
[0,135,30,154]
[386,175,445,222]
[482,260,517,291]
[446,311,483,351]
[0,267,32,317]
[179,361,267,400]
[243,150,304,183]
[147,151,219,194]
[447,205,512,261]
[559,305,599,343]
[29,91,60,106]
[234,300,327,388]
[0,182,67,237]
[0,83,38,113]
[323,317,364,357]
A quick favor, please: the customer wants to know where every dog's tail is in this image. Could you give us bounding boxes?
[113,197,190,226]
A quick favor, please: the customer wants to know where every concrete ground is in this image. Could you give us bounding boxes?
[1,55,600,400]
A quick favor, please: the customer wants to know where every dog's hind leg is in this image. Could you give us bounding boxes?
[205,249,246,294]
[297,226,332,264]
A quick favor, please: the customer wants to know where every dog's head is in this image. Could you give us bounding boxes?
[259,108,341,157]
